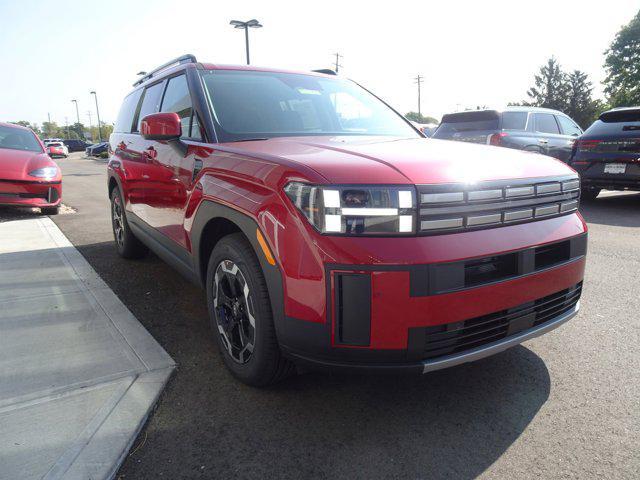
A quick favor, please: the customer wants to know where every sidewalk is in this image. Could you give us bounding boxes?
[0,215,175,480]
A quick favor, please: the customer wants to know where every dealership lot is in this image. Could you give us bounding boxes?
[30,152,636,479]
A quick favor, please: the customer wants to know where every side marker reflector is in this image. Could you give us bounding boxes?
[256,229,276,266]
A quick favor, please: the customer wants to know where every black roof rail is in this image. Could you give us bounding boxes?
[133,54,198,86]
[312,69,337,75]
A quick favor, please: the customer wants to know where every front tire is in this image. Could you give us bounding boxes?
[581,187,601,201]
[206,233,294,386]
[41,206,59,215]
[110,188,148,259]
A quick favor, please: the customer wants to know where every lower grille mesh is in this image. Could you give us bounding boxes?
[420,283,582,360]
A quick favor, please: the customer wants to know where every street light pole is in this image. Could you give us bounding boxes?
[71,99,81,138]
[90,91,103,142]
[230,19,263,65]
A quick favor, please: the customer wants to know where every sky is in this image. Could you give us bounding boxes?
[0,0,637,127]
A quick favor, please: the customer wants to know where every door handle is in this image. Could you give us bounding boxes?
[192,159,203,182]
[538,139,548,144]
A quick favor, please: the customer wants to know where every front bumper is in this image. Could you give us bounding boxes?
[278,232,586,373]
[0,180,62,207]
[285,301,579,373]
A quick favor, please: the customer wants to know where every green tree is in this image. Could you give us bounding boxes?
[10,121,42,136]
[565,70,600,129]
[525,57,569,111]
[86,122,113,142]
[405,112,438,124]
[603,10,640,107]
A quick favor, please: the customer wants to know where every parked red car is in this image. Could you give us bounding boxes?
[0,122,62,215]
[108,55,587,386]
[45,141,69,158]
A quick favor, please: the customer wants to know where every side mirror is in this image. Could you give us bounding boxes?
[140,112,181,141]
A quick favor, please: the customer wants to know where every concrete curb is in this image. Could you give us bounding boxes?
[0,216,175,480]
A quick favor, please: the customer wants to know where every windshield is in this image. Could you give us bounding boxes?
[200,70,419,142]
[0,125,43,153]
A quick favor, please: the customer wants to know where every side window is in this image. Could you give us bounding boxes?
[534,113,560,134]
[501,112,528,131]
[114,89,143,133]
[135,82,165,132]
[160,75,202,140]
[556,116,582,136]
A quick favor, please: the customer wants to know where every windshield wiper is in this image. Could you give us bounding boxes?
[227,137,270,143]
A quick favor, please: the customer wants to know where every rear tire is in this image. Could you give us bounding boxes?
[110,188,148,259]
[206,233,294,386]
[41,206,59,215]
[581,187,601,201]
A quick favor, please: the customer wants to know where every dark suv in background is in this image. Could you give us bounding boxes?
[570,107,640,200]
[433,107,583,162]
[63,139,91,152]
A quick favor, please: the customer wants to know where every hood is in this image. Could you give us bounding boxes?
[222,136,576,184]
[0,148,58,182]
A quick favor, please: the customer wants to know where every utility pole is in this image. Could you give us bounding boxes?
[333,53,343,73]
[414,75,424,117]
[87,111,93,140]
[230,19,263,65]
[47,113,51,137]
[64,117,70,139]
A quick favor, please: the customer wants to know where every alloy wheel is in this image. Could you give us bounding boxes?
[213,260,256,364]
[112,195,125,247]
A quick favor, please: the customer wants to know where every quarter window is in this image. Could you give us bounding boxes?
[534,113,560,134]
[114,89,143,133]
[136,82,165,132]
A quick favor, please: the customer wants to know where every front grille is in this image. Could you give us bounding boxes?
[409,234,587,297]
[418,176,580,234]
[416,283,582,360]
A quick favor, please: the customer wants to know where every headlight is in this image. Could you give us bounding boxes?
[284,182,416,235]
[28,166,59,180]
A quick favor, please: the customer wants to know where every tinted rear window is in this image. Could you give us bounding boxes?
[501,112,528,130]
[584,119,640,136]
[0,125,43,153]
[114,89,143,133]
[600,109,640,123]
[433,111,499,138]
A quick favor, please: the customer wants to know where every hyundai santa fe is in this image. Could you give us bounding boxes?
[108,55,587,386]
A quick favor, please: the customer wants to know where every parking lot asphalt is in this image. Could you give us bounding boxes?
[35,152,640,479]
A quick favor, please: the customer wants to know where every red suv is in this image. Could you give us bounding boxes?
[108,55,587,386]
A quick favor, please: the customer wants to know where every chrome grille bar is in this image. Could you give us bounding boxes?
[418,176,580,234]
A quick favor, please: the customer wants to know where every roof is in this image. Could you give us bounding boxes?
[132,58,338,91]
[0,121,31,131]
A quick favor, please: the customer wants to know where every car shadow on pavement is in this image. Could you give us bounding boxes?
[579,192,640,227]
[29,235,551,480]
[0,206,47,222]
